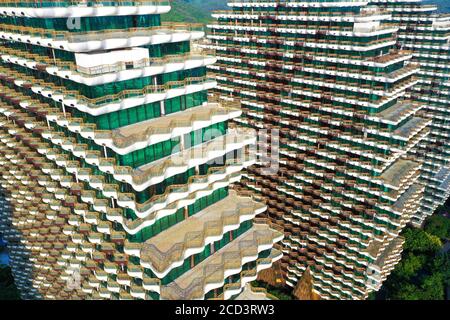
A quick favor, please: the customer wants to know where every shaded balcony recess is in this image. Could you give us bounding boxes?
[435,166,450,186]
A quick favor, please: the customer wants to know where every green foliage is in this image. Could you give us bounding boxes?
[0,266,21,300]
[163,0,228,24]
[181,0,228,12]
[424,215,450,240]
[402,228,442,253]
[394,253,426,279]
[377,221,450,300]
[420,273,445,300]
[251,280,295,300]
[392,283,421,300]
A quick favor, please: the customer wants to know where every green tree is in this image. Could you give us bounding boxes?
[424,215,450,240]
[391,283,420,300]
[394,253,426,279]
[402,228,442,253]
[377,225,449,300]
[419,273,445,300]
[0,266,21,300]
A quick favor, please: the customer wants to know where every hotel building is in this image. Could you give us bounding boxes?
[368,0,450,226]
[0,0,283,300]
[206,0,429,299]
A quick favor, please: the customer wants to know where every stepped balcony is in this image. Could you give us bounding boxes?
[212,59,418,85]
[114,162,247,220]
[114,128,255,192]
[0,22,205,53]
[125,190,267,278]
[207,30,396,52]
[393,116,431,143]
[159,221,283,300]
[98,103,241,154]
[366,236,405,293]
[380,159,422,196]
[0,46,216,86]
[1,84,242,162]
[0,66,217,116]
[211,48,412,71]
[390,183,424,219]
[110,169,245,234]
[27,129,252,199]
[0,1,171,18]
[0,105,255,199]
[211,7,390,23]
[209,21,395,34]
[366,100,422,126]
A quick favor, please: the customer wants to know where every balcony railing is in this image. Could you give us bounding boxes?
[0,23,204,44]
[0,0,171,8]
[140,190,266,275]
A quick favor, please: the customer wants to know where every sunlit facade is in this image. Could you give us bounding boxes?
[369,0,450,226]
[206,0,429,299]
[0,0,282,300]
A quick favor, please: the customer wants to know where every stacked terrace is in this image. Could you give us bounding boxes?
[205,0,428,300]
[0,0,283,300]
[368,0,450,226]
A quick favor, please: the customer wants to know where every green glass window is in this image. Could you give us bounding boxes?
[0,15,161,33]
[116,138,181,169]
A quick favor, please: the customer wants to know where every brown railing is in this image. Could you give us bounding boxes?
[160,227,282,300]
[140,192,266,274]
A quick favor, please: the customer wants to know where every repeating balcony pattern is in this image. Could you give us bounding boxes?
[206,0,428,300]
[367,0,450,226]
[0,1,283,300]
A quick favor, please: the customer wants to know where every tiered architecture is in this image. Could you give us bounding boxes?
[206,0,429,299]
[368,0,450,226]
[0,0,283,300]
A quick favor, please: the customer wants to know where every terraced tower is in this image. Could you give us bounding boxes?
[0,0,283,300]
[206,0,429,299]
[368,0,450,226]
